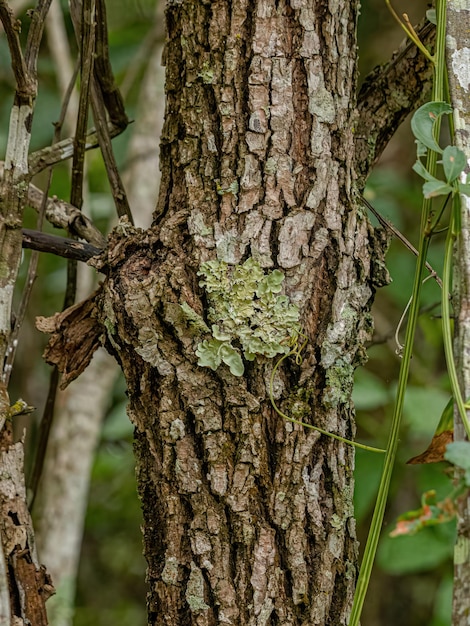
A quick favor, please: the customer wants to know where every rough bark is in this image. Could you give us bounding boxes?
[88,2,387,624]
[0,418,54,626]
[446,3,470,624]
[26,1,443,624]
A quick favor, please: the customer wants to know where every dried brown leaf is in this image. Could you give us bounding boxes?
[407,430,453,465]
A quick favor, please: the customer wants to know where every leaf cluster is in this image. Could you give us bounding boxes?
[195,258,300,376]
[411,102,470,198]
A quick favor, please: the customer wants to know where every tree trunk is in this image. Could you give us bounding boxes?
[97,1,386,623]
[446,3,470,624]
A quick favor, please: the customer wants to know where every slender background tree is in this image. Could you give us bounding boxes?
[0,1,460,625]
[446,2,470,623]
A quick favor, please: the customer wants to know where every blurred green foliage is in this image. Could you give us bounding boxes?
[354,167,453,624]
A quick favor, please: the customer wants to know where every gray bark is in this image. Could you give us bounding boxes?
[446,3,470,624]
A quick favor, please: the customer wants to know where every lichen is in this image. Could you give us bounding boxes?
[284,386,315,422]
[161,556,179,586]
[330,513,343,529]
[216,179,239,196]
[323,360,354,408]
[185,561,210,613]
[179,301,210,335]
[193,257,300,376]
[198,61,215,84]
[135,327,162,367]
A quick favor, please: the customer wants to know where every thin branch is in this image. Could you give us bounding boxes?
[24,0,53,77]
[90,80,134,223]
[360,195,443,287]
[22,229,102,262]
[28,121,127,176]
[46,2,80,138]
[26,182,106,246]
[0,0,34,99]
[27,2,83,511]
[70,0,95,212]
[4,50,94,386]
[90,0,133,222]
[28,366,60,510]
[94,0,128,129]
[354,19,435,187]
[0,0,43,374]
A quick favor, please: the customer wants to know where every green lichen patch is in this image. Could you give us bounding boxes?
[195,257,300,376]
[198,61,215,84]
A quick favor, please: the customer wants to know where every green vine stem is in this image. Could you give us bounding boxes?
[349,2,447,624]
[269,342,386,454]
[442,201,470,439]
[385,0,434,62]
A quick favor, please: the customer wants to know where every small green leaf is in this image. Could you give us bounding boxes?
[426,9,437,25]
[435,397,454,436]
[411,102,453,154]
[415,140,428,158]
[412,160,441,182]
[219,344,244,376]
[442,146,467,183]
[390,490,456,537]
[422,180,453,198]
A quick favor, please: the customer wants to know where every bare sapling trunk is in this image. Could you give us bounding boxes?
[0,0,436,624]
[446,2,470,624]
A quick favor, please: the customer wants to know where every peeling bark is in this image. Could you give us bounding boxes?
[36,290,104,389]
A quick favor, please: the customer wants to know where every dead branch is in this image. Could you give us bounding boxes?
[93,0,128,130]
[0,1,34,98]
[354,19,434,187]
[28,121,127,176]
[27,182,106,247]
[22,228,103,263]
